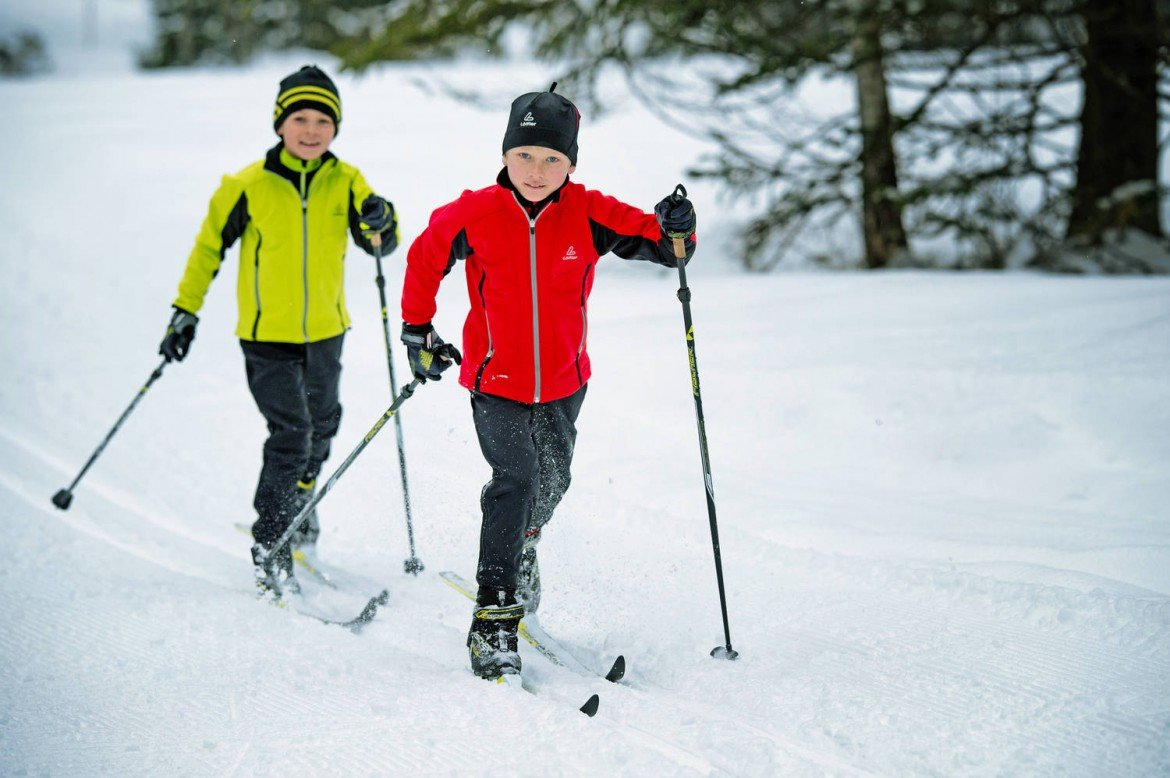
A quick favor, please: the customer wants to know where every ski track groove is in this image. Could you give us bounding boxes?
[0,424,234,547]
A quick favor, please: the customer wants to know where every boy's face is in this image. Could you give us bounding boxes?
[277,108,336,161]
[503,146,575,202]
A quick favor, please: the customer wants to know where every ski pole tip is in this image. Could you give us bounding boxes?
[710,645,739,661]
[51,489,73,510]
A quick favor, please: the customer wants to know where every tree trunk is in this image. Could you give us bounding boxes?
[1067,0,1162,241]
[852,10,908,269]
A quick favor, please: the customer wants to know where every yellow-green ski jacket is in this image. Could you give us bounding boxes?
[173,144,398,343]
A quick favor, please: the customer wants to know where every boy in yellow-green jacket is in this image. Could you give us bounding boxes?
[159,65,399,597]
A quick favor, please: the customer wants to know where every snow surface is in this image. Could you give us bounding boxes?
[3,22,1170,778]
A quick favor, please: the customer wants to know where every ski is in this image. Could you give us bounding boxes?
[235,521,337,589]
[524,615,626,683]
[295,589,389,633]
[236,524,389,631]
[494,673,600,717]
[439,570,626,684]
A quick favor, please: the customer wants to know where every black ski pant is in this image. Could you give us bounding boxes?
[471,384,587,591]
[241,334,344,546]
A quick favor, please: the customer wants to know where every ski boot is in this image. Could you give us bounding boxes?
[516,528,541,614]
[289,478,320,549]
[251,541,299,602]
[467,587,524,679]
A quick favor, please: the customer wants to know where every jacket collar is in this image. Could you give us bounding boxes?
[264,142,335,189]
[497,166,568,218]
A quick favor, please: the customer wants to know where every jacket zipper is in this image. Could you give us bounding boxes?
[511,194,548,403]
[299,166,310,343]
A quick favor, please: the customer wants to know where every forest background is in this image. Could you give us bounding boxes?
[5,0,1168,273]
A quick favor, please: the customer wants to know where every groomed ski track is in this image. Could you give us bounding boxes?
[3,420,1167,775]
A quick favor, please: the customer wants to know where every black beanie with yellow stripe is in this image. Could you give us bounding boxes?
[273,65,342,135]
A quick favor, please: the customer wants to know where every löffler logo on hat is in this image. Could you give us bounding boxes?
[502,82,581,164]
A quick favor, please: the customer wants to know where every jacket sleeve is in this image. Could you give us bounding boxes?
[173,175,249,314]
[586,189,696,267]
[348,168,400,257]
[401,199,468,326]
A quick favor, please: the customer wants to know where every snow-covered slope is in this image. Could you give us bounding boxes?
[3,53,1169,775]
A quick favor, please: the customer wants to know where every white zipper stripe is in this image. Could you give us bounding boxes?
[511,193,549,403]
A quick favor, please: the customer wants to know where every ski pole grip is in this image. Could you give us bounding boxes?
[668,183,689,260]
[371,233,382,248]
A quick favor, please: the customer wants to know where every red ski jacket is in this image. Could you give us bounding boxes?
[402,173,694,404]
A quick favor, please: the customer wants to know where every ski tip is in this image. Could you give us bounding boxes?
[605,655,626,683]
[579,694,600,717]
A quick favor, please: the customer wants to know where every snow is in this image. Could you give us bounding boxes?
[3,15,1170,777]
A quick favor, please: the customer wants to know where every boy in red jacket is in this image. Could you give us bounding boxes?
[400,84,696,679]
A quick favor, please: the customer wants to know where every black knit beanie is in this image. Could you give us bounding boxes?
[273,65,342,134]
[502,83,580,164]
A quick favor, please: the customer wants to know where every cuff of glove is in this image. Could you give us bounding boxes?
[170,306,199,325]
[401,321,433,346]
[402,322,432,336]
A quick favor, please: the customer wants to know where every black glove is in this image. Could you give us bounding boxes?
[401,323,462,382]
[654,189,696,239]
[159,307,199,363]
[359,195,396,238]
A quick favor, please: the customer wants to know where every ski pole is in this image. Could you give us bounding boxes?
[371,233,424,575]
[666,184,739,660]
[52,358,169,510]
[256,379,422,567]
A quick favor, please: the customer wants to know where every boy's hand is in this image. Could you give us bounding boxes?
[401,323,462,382]
[654,191,696,239]
[159,307,198,363]
[359,195,396,237]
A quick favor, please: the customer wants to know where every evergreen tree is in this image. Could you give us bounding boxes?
[333,0,1167,270]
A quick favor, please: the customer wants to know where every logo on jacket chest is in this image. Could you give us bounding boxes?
[561,245,578,261]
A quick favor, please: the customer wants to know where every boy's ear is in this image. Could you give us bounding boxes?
[568,164,576,175]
